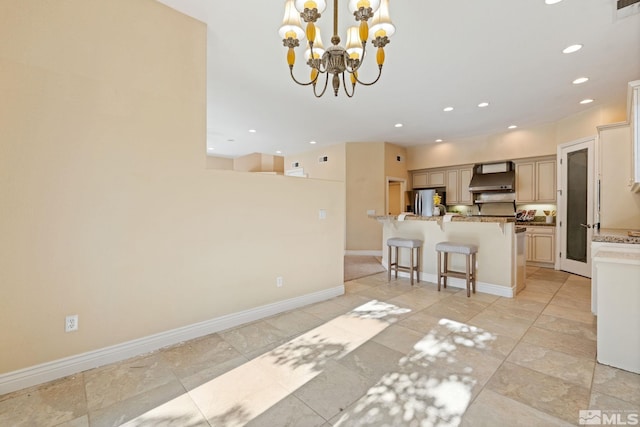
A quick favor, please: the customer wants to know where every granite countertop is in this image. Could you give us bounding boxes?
[516,221,556,227]
[370,214,515,223]
[592,228,640,245]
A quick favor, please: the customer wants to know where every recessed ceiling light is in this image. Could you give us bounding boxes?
[394,123,403,128]
[562,44,583,54]
[572,77,589,85]
[478,102,489,108]
[508,125,518,129]
[248,129,257,133]
[309,140,317,144]
[276,150,282,154]
[580,98,594,104]
[207,147,214,151]
[545,0,563,4]
[435,139,443,143]
[443,107,454,112]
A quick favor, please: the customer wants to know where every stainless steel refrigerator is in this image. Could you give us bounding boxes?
[413,188,435,217]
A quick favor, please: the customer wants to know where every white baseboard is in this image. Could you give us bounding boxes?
[345,250,383,256]
[390,270,515,298]
[0,285,345,396]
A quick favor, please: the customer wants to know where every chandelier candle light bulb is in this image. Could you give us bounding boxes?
[280,0,394,97]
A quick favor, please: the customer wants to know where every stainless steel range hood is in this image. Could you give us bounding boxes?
[469,161,515,193]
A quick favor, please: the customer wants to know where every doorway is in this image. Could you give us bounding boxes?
[557,137,597,277]
[386,177,406,215]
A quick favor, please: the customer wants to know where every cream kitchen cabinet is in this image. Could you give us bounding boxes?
[412,170,445,189]
[516,157,556,203]
[445,166,473,205]
[526,226,555,267]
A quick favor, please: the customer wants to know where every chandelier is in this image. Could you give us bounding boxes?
[279,0,395,97]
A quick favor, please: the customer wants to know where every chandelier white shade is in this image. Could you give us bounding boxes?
[279,0,395,97]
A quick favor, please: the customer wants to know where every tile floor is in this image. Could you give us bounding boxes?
[1,267,639,426]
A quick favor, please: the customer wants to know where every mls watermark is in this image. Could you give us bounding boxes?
[579,410,639,425]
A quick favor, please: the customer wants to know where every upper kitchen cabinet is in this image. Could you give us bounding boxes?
[412,170,445,189]
[446,166,473,205]
[516,156,556,203]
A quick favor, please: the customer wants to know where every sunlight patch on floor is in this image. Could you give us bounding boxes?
[122,300,410,427]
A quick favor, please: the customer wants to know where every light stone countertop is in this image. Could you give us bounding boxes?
[370,214,516,223]
[592,228,640,245]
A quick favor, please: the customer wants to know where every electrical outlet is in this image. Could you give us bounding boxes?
[319,209,327,219]
[276,276,283,287]
[65,315,78,332]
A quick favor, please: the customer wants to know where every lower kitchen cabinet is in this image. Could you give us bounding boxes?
[526,226,555,267]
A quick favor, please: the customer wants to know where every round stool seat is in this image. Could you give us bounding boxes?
[435,241,478,255]
[387,238,423,248]
[435,241,478,297]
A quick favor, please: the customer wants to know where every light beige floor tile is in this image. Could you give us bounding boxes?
[88,380,191,427]
[491,296,548,318]
[354,283,413,302]
[0,375,86,427]
[534,314,597,341]
[528,269,570,283]
[439,318,519,361]
[161,333,244,380]
[467,308,535,339]
[485,302,541,321]
[510,289,555,303]
[219,319,291,354]
[337,340,405,381]
[548,294,592,311]
[84,353,177,412]
[293,360,374,420]
[301,300,350,321]
[507,341,595,388]
[57,415,89,427]
[244,394,326,427]
[421,297,489,323]
[331,293,375,311]
[522,278,563,294]
[117,390,210,427]
[178,354,249,391]
[590,391,640,413]
[451,290,501,304]
[386,291,440,312]
[396,309,451,335]
[486,362,591,424]
[522,326,596,360]
[592,364,640,406]
[343,281,372,294]
[555,282,591,301]
[371,323,426,354]
[542,303,597,325]
[462,389,573,426]
[264,310,326,336]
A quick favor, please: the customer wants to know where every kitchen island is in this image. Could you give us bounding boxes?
[372,214,526,297]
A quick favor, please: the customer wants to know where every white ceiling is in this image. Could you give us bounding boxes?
[155,0,640,159]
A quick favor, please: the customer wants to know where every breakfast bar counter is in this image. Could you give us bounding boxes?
[371,214,526,297]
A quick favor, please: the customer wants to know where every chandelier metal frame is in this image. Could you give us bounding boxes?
[280,0,393,97]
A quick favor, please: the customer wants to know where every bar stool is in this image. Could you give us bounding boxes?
[435,241,478,297]
[387,237,423,285]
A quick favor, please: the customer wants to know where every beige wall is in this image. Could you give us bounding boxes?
[0,0,344,375]
[206,155,234,170]
[598,123,640,228]
[407,102,628,171]
[384,143,409,180]
[285,143,346,181]
[346,143,385,251]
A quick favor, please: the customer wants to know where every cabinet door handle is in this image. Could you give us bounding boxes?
[580,223,592,229]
